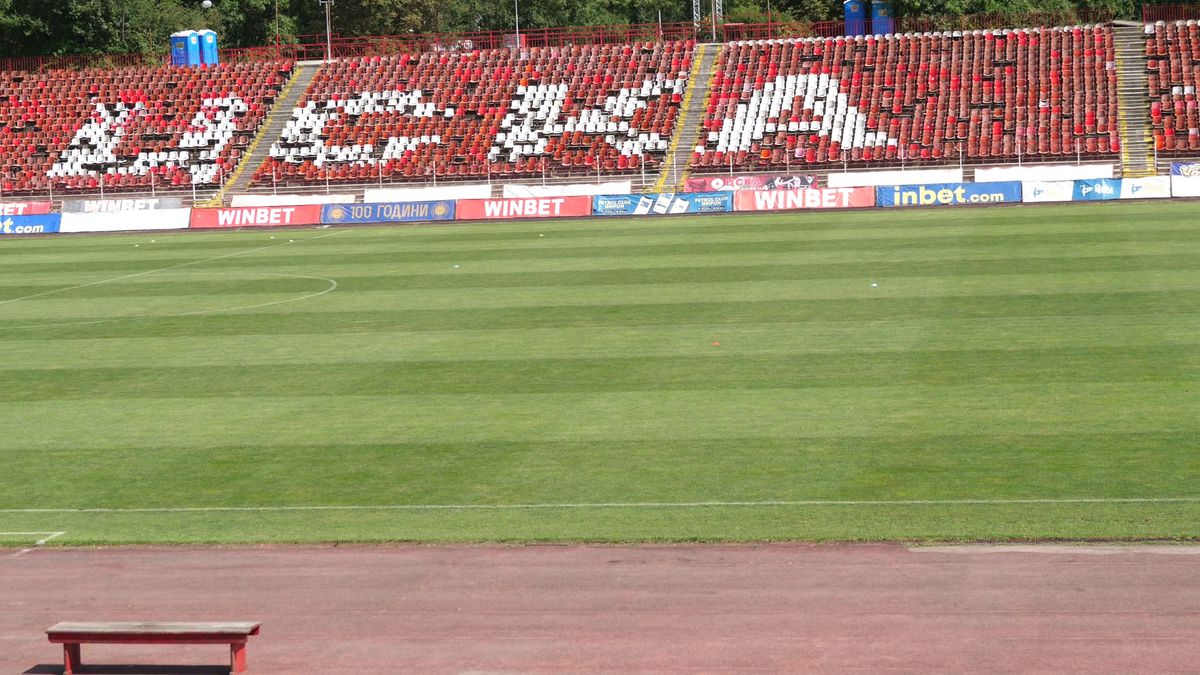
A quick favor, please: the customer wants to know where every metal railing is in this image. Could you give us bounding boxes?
[1143,4,1200,23]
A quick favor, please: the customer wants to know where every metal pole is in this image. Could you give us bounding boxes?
[711,0,717,42]
[100,172,104,198]
[515,0,520,41]
[322,0,334,63]
[275,0,281,59]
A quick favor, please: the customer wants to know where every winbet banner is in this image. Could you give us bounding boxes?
[733,187,875,211]
[456,196,592,220]
[0,201,53,216]
[684,174,818,192]
[592,192,733,216]
[190,205,323,229]
[322,201,456,225]
[876,181,1022,207]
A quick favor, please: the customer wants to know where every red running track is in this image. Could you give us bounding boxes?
[2,544,1198,673]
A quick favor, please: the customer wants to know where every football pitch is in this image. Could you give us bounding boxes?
[0,201,1197,545]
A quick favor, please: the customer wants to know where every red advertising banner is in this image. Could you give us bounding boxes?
[685,174,819,192]
[190,205,324,229]
[456,196,592,220]
[733,187,875,212]
[0,201,53,216]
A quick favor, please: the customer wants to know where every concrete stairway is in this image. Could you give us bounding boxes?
[654,44,720,192]
[209,60,322,205]
[1113,22,1157,177]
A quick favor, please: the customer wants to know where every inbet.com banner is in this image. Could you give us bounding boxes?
[190,205,323,229]
[62,197,183,213]
[685,174,818,192]
[456,196,591,221]
[0,214,60,235]
[1120,177,1171,200]
[322,201,456,225]
[61,209,191,233]
[876,181,1022,208]
[1072,178,1121,201]
[1022,181,1074,203]
[0,201,52,216]
[734,187,875,212]
[592,192,733,216]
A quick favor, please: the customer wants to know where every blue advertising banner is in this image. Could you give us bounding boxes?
[1170,161,1200,177]
[1072,178,1121,201]
[0,213,61,235]
[321,201,456,225]
[876,181,1023,208]
[592,192,733,216]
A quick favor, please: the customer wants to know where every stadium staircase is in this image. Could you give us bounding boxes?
[208,60,323,205]
[1113,22,1157,177]
[654,44,718,192]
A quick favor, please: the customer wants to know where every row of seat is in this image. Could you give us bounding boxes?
[0,61,290,194]
[1146,21,1200,152]
[690,27,1120,171]
[250,42,692,185]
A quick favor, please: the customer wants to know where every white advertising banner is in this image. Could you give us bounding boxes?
[230,194,356,207]
[364,184,492,203]
[1170,174,1200,197]
[1119,176,1172,199]
[976,164,1113,182]
[827,168,963,188]
[501,181,633,198]
[1021,181,1075,203]
[60,209,192,233]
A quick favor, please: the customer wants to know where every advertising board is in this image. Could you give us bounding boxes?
[189,205,323,229]
[0,201,53,216]
[62,197,183,213]
[684,174,818,192]
[60,209,191,233]
[1118,177,1171,200]
[592,192,733,216]
[876,182,1022,208]
[321,201,456,225]
[733,187,875,212]
[1021,181,1074,203]
[456,196,592,220]
[503,181,632,198]
[1071,178,1121,201]
[0,214,60,235]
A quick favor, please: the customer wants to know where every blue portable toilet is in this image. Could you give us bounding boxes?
[185,31,202,66]
[198,29,220,66]
[871,0,895,35]
[170,31,192,67]
[843,0,867,37]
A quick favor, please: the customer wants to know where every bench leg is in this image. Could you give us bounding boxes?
[63,643,82,675]
[231,640,248,673]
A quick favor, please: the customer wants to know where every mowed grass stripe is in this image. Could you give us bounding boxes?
[4,269,1198,321]
[3,253,1200,300]
[0,314,1196,369]
[5,291,1198,340]
[2,346,1195,400]
[3,383,1195,452]
[5,225,1200,274]
[3,433,1195,510]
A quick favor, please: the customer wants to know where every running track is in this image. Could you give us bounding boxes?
[2,544,1198,672]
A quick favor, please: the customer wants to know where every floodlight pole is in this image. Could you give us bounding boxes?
[319,0,334,62]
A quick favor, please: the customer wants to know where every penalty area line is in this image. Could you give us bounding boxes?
[1,498,1199,514]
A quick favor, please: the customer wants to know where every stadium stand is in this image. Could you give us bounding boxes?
[690,26,1122,171]
[250,42,694,186]
[0,61,291,196]
[1146,20,1200,152]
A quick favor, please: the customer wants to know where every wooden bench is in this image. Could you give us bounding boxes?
[46,621,261,674]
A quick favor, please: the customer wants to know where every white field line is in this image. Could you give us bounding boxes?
[0,498,1198,514]
[0,229,345,308]
[2,531,65,558]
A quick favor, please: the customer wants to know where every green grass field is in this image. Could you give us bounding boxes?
[0,201,1197,545]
